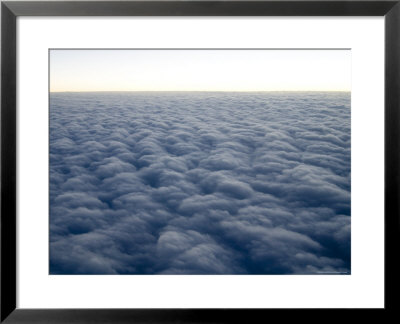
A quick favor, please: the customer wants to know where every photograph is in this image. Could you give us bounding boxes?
[49,49,351,275]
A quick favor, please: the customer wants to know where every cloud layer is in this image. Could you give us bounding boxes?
[50,92,351,274]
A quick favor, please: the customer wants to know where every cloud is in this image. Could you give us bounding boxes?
[50,91,351,274]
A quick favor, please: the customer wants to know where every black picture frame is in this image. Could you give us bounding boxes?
[1,0,399,322]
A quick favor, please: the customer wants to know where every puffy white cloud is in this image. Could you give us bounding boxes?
[50,92,350,274]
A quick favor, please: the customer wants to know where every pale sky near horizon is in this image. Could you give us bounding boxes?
[50,49,351,92]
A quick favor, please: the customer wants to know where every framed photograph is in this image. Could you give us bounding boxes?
[1,0,399,322]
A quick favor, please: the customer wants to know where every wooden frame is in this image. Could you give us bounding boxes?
[1,1,399,322]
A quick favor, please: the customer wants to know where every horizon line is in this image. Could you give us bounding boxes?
[50,90,351,93]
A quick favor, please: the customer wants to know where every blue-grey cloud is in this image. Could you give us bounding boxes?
[50,92,351,274]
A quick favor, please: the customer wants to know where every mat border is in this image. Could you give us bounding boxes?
[2,1,399,322]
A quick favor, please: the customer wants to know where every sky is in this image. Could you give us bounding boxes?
[50,49,351,92]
